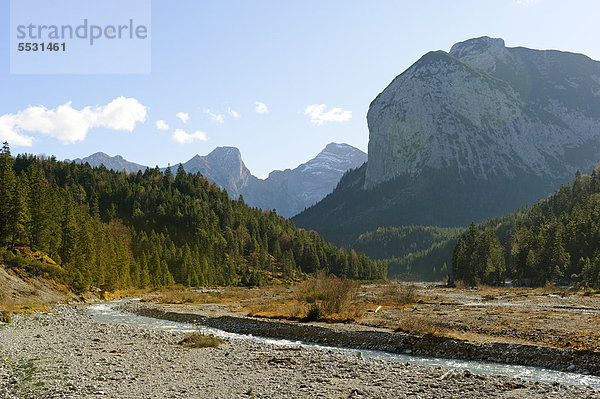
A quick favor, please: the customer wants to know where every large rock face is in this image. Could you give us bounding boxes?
[365,37,600,188]
[293,37,600,245]
[178,146,253,198]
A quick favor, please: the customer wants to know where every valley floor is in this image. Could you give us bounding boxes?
[144,284,600,356]
[0,302,598,398]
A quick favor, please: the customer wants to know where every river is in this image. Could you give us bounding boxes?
[86,299,600,390]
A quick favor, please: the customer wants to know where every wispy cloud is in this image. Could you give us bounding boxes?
[0,97,147,146]
[155,120,169,130]
[514,0,539,5]
[304,104,352,126]
[254,102,269,114]
[227,107,241,118]
[172,129,207,144]
[176,112,190,123]
[204,109,224,123]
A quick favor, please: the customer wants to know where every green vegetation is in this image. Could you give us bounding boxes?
[386,237,456,281]
[0,142,386,293]
[452,166,600,288]
[452,223,505,286]
[352,225,461,280]
[352,225,462,260]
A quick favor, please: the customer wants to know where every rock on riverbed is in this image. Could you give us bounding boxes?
[0,305,597,398]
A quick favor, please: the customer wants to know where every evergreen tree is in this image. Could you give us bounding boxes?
[0,142,16,243]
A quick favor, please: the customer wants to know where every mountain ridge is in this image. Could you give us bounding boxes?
[67,142,367,218]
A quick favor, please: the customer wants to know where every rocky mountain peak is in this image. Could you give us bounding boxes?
[449,36,505,58]
[449,36,512,74]
[364,37,600,189]
[322,142,356,153]
[206,146,242,161]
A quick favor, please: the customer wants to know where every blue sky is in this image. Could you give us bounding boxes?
[1,0,599,178]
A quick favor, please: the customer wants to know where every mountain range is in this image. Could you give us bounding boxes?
[293,36,600,246]
[68,143,367,218]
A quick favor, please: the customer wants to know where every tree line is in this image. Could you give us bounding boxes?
[452,165,600,288]
[0,143,386,292]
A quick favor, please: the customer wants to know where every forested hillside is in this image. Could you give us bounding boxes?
[0,143,385,293]
[453,165,600,288]
[351,225,462,280]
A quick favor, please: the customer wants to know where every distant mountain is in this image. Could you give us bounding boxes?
[168,147,254,198]
[67,143,366,218]
[293,37,600,245]
[241,143,367,217]
[67,152,147,174]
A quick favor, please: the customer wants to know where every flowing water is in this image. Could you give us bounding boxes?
[86,300,600,390]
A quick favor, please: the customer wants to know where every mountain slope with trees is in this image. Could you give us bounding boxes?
[452,163,600,288]
[0,143,385,293]
[351,225,462,280]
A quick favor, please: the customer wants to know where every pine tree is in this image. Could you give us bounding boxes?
[0,142,16,243]
[10,171,31,245]
[59,200,78,266]
[27,161,50,250]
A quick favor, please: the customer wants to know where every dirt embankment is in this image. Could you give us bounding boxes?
[0,264,79,314]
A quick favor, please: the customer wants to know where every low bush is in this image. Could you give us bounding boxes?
[178,332,224,348]
[297,271,360,318]
[383,282,418,305]
[305,304,323,321]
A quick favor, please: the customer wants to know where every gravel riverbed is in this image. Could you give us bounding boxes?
[0,305,598,398]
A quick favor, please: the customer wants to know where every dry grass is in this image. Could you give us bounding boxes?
[155,288,223,305]
[246,298,305,320]
[394,312,447,336]
[0,299,50,323]
[453,280,468,289]
[381,282,419,306]
[178,332,225,348]
[242,273,364,322]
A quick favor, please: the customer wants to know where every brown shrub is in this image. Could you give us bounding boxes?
[178,332,224,348]
[296,271,360,317]
[383,282,419,306]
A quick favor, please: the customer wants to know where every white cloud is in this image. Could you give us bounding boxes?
[172,129,207,144]
[0,97,147,146]
[176,112,190,123]
[227,107,241,118]
[204,109,224,124]
[514,0,538,4]
[304,104,352,126]
[0,115,33,146]
[156,120,169,130]
[254,102,269,114]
